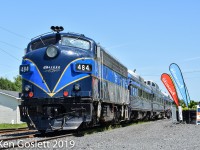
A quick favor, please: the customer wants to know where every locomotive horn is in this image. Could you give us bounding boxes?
[51,26,64,33]
[60,26,64,31]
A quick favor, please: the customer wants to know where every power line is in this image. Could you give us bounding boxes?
[0,26,29,40]
[0,40,23,50]
[142,74,160,76]
[185,76,200,79]
[142,70,200,77]
[0,64,15,68]
[0,70,18,76]
[184,70,200,73]
[0,47,20,61]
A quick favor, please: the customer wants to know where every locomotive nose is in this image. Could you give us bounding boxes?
[21,46,93,98]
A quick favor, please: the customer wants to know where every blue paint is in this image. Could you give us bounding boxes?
[54,59,94,93]
[21,59,50,93]
[20,31,172,105]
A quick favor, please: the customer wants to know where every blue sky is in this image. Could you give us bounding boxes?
[0,1,199,101]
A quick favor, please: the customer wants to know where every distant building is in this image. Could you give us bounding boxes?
[0,89,23,124]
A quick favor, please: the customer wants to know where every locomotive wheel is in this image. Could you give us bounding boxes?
[39,130,46,135]
[113,110,121,124]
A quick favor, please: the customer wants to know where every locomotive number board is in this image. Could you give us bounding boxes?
[20,64,30,74]
[75,64,92,72]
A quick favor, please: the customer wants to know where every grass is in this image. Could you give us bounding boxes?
[0,123,27,129]
[81,120,148,136]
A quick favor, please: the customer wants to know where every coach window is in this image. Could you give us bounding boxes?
[146,93,149,100]
[135,88,138,97]
[138,89,142,97]
[131,87,134,96]
[120,77,123,86]
[131,86,135,96]
[155,97,157,102]
[151,94,154,100]
[132,86,136,96]
[145,92,147,99]
[105,68,108,79]
[146,93,148,100]
[143,91,146,99]
[132,87,137,97]
[145,92,148,99]
[143,91,145,98]
[128,85,133,96]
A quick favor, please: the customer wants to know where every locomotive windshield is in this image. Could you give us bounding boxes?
[30,37,57,50]
[30,36,90,51]
[61,37,90,50]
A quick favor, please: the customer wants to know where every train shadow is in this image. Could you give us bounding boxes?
[1,119,166,138]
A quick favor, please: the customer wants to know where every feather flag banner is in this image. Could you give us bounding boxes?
[161,73,180,106]
[169,63,190,107]
[186,86,191,106]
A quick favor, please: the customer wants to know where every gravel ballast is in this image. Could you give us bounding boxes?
[69,119,200,150]
[3,119,200,150]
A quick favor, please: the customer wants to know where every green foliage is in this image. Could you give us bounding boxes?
[179,100,186,108]
[188,100,198,109]
[0,75,22,92]
[179,99,198,109]
[182,107,196,111]
[0,123,27,129]
[13,75,22,92]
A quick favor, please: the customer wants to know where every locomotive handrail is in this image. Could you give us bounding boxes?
[31,31,54,41]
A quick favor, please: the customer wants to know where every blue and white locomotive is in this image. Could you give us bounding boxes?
[19,26,129,132]
[19,26,172,133]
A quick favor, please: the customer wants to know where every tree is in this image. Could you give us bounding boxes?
[179,99,186,108]
[179,99,198,109]
[188,100,198,109]
[14,75,22,92]
[0,76,22,92]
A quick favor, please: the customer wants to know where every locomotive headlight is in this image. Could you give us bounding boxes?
[46,46,58,58]
[74,84,80,91]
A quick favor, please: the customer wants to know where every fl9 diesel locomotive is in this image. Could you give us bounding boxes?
[19,26,172,133]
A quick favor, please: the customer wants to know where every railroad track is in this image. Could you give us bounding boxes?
[0,132,74,149]
[0,133,36,142]
[0,121,141,149]
[0,128,29,134]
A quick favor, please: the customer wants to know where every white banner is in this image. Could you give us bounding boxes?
[178,106,183,121]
